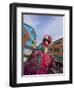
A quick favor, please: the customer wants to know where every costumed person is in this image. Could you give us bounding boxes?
[24,35,54,75]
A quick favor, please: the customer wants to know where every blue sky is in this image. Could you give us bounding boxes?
[23,14,64,45]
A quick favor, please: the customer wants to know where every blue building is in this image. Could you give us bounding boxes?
[23,23,36,47]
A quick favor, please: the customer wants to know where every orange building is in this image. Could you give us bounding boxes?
[49,38,63,57]
[48,38,63,72]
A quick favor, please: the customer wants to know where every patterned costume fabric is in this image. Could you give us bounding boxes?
[24,49,54,75]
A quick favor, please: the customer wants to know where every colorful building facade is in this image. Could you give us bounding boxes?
[49,38,63,56]
[48,38,63,64]
[23,23,37,48]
